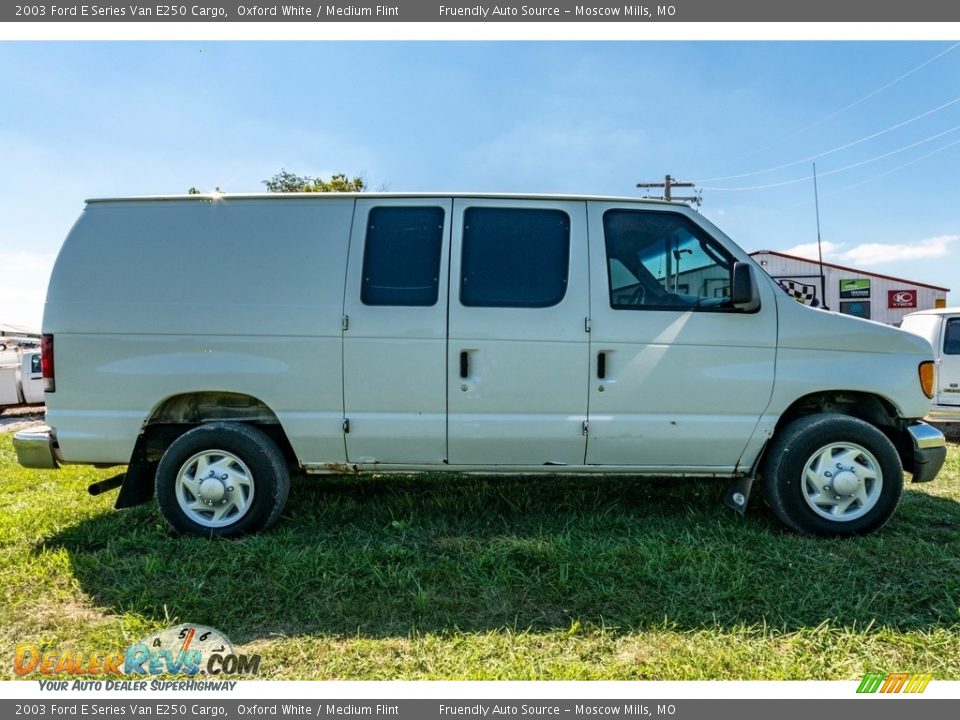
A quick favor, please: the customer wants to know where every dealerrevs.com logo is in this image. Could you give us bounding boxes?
[14,624,261,689]
[857,673,932,694]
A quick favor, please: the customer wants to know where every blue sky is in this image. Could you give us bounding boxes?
[2,41,959,328]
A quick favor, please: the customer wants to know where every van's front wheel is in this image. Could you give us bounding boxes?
[761,414,903,537]
[155,423,290,537]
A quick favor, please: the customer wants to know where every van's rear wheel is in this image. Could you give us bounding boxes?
[155,423,289,537]
[761,414,902,537]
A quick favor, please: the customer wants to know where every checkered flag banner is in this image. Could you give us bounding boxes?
[777,279,818,305]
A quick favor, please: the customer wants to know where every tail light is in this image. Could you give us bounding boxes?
[919,361,935,399]
[41,333,55,392]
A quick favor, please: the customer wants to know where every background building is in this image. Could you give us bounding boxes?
[0,322,40,340]
[750,251,949,326]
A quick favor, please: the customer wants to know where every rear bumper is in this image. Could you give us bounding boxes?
[907,421,946,484]
[13,426,60,469]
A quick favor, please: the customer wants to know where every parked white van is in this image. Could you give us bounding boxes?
[900,307,960,422]
[14,193,946,537]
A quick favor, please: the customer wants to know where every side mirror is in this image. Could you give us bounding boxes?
[731,262,760,312]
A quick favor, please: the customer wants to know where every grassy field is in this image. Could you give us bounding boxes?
[1,424,959,680]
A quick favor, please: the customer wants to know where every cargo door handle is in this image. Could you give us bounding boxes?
[459,351,469,379]
[597,352,606,380]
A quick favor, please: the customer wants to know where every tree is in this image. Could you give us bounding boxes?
[263,170,366,193]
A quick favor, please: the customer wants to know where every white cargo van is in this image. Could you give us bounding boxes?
[900,307,960,422]
[14,193,946,537]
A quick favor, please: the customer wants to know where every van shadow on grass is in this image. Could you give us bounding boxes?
[44,472,960,643]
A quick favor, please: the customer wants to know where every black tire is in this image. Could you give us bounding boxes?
[761,413,903,537]
[155,422,290,538]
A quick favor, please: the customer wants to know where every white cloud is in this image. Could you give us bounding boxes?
[780,240,846,261]
[839,235,957,266]
[783,236,956,267]
[0,251,56,331]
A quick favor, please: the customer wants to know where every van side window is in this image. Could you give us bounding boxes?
[945,318,960,355]
[361,206,445,306]
[460,207,570,308]
[603,210,736,311]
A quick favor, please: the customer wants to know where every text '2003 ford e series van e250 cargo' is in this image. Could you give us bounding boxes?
[14,193,947,537]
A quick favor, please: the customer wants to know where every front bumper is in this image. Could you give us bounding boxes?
[926,404,960,424]
[13,426,60,469]
[907,421,946,484]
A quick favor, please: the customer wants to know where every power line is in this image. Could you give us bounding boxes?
[717,42,960,169]
[704,134,960,220]
[800,43,959,128]
[825,134,960,195]
[700,122,960,191]
[697,92,960,184]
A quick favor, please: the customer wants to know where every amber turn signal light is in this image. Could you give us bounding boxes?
[919,361,935,399]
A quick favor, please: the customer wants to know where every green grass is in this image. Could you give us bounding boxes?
[1,429,959,680]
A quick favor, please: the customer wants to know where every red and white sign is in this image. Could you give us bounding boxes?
[888,290,917,309]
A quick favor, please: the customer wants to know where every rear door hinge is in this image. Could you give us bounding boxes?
[342,315,349,331]
[342,419,350,434]
[584,317,591,333]
[582,420,589,436]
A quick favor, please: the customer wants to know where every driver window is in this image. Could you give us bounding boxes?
[603,209,735,311]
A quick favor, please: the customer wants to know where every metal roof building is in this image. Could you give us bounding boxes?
[750,251,950,326]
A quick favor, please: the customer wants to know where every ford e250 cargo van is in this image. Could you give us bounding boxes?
[14,193,947,537]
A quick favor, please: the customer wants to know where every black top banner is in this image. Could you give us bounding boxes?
[6,0,960,22]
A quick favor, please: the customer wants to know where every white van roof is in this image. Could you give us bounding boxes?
[85,192,680,206]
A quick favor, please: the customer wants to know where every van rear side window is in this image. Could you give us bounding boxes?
[361,206,445,306]
[460,207,570,308]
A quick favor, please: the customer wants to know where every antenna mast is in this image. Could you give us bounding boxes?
[812,163,827,308]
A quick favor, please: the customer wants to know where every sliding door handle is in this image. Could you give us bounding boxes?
[597,352,607,380]
[459,351,469,379]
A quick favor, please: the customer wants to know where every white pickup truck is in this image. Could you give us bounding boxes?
[900,308,960,422]
[0,349,44,410]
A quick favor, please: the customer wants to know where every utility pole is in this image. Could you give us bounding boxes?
[636,175,701,206]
